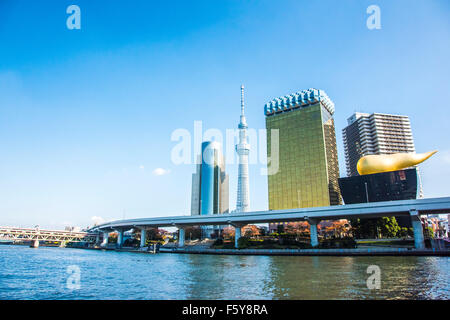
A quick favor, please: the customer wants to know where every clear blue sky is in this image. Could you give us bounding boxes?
[1,0,449,229]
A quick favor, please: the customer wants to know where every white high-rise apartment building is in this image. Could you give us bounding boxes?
[343,112,416,177]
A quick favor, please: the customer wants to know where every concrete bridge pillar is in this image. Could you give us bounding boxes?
[31,239,39,248]
[116,230,124,249]
[230,223,245,249]
[235,226,241,249]
[410,210,425,249]
[308,218,320,247]
[178,227,185,248]
[101,231,109,247]
[140,228,147,248]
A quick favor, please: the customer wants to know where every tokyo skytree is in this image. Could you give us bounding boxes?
[235,85,250,212]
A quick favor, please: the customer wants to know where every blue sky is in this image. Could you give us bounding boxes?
[0,0,449,229]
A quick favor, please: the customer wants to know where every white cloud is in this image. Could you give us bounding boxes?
[139,165,145,169]
[152,168,171,176]
[91,216,105,226]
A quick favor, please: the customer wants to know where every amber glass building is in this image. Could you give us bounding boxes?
[264,89,341,215]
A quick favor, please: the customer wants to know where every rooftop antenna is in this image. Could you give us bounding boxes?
[241,84,245,116]
[239,84,247,127]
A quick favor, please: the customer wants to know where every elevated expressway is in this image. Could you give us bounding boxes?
[90,197,450,250]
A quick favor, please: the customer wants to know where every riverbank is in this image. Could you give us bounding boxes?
[157,246,450,256]
[63,243,450,256]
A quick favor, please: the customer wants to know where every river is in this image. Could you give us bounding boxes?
[0,245,448,300]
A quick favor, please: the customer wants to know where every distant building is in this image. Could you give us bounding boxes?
[264,89,341,231]
[191,141,229,238]
[64,226,81,232]
[342,112,415,177]
[425,216,449,238]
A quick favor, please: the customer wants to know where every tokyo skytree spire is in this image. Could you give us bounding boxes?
[235,85,250,212]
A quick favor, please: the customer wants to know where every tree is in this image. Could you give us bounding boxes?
[398,227,412,238]
[222,226,235,239]
[350,217,400,239]
[242,225,260,237]
[183,226,202,240]
[108,233,118,243]
[147,228,163,241]
[237,237,250,249]
[284,222,309,236]
[321,220,351,238]
[424,226,435,239]
[277,224,285,233]
[377,217,400,238]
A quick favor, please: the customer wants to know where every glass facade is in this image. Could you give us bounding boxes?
[338,168,418,227]
[266,102,341,210]
[338,168,417,204]
[200,142,217,215]
[191,141,229,216]
[191,141,229,239]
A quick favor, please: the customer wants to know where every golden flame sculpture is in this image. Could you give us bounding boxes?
[357,151,437,175]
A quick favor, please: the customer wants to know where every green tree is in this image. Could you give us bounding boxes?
[350,218,378,238]
[424,226,435,239]
[237,237,250,249]
[377,217,400,238]
[398,227,410,238]
[277,224,285,233]
[351,217,401,239]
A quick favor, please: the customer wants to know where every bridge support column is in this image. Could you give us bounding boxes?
[230,223,245,249]
[410,210,425,249]
[31,239,39,248]
[235,226,241,249]
[59,241,66,248]
[178,227,185,248]
[308,218,320,248]
[116,230,124,249]
[101,232,109,247]
[140,228,146,248]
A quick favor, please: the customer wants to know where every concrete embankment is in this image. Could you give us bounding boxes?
[158,247,450,256]
[75,244,450,256]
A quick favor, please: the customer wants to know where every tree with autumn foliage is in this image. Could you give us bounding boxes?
[183,226,202,240]
[284,222,310,236]
[222,226,235,239]
[323,220,351,238]
[242,225,261,237]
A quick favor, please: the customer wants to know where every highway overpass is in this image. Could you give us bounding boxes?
[90,197,450,250]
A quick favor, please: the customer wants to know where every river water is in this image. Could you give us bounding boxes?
[0,245,448,300]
